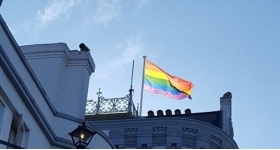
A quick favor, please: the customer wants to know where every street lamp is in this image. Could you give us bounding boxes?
[69,122,96,149]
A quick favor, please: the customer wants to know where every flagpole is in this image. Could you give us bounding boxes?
[139,56,147,116]
[128,60,134,114]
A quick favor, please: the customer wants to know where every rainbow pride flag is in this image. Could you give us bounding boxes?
[144,59,194,100]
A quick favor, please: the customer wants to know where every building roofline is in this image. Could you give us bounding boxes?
[20,43,95,74]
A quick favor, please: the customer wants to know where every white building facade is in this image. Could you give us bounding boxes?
[85,92,238,149]
[0,14,114,149]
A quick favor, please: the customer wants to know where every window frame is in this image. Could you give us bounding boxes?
[7,114,30,148]
[0,96,5,135]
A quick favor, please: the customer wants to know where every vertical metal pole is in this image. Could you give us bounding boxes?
[130,60,135,89]
[128,60,135,113]
[139,56,147,116]
[96,88,102,114]
[136,103,139,116]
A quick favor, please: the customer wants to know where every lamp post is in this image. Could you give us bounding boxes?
[69,122,96,149]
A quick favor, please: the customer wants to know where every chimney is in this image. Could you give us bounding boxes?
[20,43,95,120]
[165,109,172,116]
[157,110,164,116]
[147,110,154,117]
[220,92,234,137]
[174,109,181,115]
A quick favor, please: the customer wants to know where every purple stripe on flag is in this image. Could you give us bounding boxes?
[144,84,190,100]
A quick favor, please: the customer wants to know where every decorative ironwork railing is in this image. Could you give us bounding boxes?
[86,94,138,116]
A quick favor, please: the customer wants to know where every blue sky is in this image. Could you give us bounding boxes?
[1,0,280,148]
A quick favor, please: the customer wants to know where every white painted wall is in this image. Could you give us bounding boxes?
[0,15,112,149]
[0,94,13,148]
[21,43,95,119]
[0,25,56,134]
[0,67,51,148]
[88,134,113,149]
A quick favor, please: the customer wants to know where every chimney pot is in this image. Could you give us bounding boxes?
[166,109,172,116]
[148,110,154,117]
[157,110,164,116]
[174,109,181,115]
[185,109,191,114]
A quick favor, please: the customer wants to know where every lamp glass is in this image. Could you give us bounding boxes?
[69,123,96,149]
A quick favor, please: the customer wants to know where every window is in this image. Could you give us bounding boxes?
[152,127,167,148]
[152,134,166,146]
[0,100,4,134]
[18,122,30,148]
[8,118,18,148]
[182,135,196,148]
[7,115,29,148]
[124,134,137,148]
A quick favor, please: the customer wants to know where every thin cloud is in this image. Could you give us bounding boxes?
[94,0,121,25]
[82,0,149,31]
[36,0,79,29]
[36,0,74,27]
[11,0,79,36]
[96,36,142,79]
